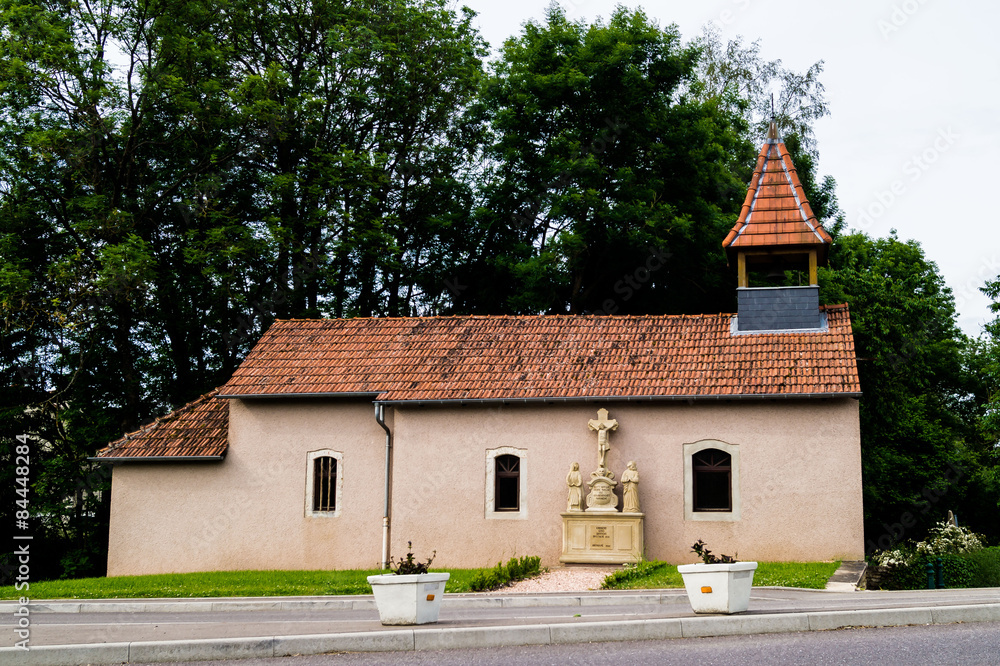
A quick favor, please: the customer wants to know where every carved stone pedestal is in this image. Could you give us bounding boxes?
[559,512,645,564]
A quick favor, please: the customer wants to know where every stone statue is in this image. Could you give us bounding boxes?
[621,461,640,513]
[587,408,619,476]
[566,462,583,511]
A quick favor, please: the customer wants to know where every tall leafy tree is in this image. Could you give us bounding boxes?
[960,277,1000,541]
[0,0,251,578]
[461,6,754,316]
[974,276,1000,437]
[820,232,996,546]
[0,0,486,580]
[222,0,486,320]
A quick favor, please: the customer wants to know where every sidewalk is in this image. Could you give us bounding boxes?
[3,586,1000,664]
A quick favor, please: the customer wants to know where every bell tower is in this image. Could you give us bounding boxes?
[722,123,832,332]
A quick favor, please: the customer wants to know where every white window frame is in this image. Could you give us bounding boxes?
[485,446,527,520]
[684,439,741,522]
[305,449,343,518]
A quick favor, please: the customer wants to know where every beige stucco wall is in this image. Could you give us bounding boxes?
[107,399,387,576]
[388,399,864,567]
[107,397,863,575]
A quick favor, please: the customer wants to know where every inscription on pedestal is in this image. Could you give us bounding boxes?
[589,525,613,549]
[561,512,644,564]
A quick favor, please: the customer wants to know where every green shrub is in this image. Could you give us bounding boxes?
[938,553,977,588]
[601,560,667,589]
[469,556,542,592]
[964,546,1000,587]
[868,521,991,590]
[874,549,995,590]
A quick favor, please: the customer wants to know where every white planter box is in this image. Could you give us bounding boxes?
[677,562,758,614]
[366,572,450,625]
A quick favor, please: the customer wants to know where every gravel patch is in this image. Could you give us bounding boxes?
[504,566,620,594]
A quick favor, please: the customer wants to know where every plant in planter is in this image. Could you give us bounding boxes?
[677,540,758,614]
[367,542,450,625]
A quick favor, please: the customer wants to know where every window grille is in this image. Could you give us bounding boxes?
[312,456,337,512]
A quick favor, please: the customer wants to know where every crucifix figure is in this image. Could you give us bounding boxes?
[588,408,619,473]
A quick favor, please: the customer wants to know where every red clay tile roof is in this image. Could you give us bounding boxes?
[723,129,833,261]
[218,307,860,402]
[95,390,228,459]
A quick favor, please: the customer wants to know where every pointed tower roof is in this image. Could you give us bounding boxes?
[723,123,832,263]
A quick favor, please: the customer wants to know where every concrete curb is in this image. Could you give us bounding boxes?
[2,592,693,614]
[2,587,857,616]
[5,603,999,665]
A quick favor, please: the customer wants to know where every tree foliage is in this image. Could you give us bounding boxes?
[821,232,997,547]
[0,0,485,580]
[459,6,754,316]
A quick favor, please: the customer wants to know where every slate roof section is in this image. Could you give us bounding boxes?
[95,390,228,459]
[217,306,860,402]
[723,127,833,261]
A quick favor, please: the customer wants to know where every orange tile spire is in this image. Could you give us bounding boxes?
[722,123,832,263]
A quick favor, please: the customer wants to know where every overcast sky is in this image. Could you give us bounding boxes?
[457,0,999,336]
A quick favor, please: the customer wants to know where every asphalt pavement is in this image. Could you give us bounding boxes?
[2,586,999,664]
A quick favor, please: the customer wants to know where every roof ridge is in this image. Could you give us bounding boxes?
[273,312,738,324]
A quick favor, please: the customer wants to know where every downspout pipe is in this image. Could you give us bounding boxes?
[375,402,392,570]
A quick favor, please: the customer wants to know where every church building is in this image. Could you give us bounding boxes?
[96,127,864,574]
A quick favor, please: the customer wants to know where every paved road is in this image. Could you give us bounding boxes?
[14,587,1000,646]
[5,588,999,664]
[138,621,1000,666]
[24,604,670,646]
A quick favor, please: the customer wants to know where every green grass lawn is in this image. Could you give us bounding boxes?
[1,560,840,600]
[603,560,841,590]
[0,568,486,601]
[752,561,842,589]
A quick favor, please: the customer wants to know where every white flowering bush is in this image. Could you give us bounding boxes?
[872,546,913,568]
[915,521,984,556]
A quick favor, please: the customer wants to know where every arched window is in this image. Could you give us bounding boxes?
[684,440,740,522]
[494,454,520,511]
[486,447,527,519]
[312,456,337,512]
[306,449,342,517]
[692,449,732,511]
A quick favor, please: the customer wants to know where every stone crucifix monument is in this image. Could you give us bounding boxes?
[585,408,619,511]
[560,409,645,564]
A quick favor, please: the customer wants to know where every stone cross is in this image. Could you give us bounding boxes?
[587,408,618,472]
